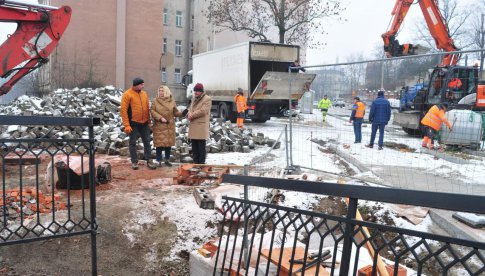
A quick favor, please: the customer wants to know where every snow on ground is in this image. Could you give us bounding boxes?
[281,108,485,188]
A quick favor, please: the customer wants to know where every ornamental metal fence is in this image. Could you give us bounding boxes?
[216,174,485,276]
[0,115,99,275]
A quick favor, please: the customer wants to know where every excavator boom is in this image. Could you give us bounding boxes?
[0,0,71,95]
[382,0,459,66]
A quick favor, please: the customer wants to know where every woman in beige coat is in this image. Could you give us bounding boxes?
[150,85,183,166]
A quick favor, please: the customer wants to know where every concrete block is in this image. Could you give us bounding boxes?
[193,188,215,209]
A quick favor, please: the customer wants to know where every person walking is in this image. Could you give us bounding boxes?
[188,83,212,164]
[120,77,156,170]
[150,85,183,167]
[317,95,332,122]
[366,91,391,150]
[421,103,452,149]
[234,88,247,128]
[349,97,365,143]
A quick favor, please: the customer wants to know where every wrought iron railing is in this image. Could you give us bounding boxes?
[0,115,99,275]
[215,175,485,276]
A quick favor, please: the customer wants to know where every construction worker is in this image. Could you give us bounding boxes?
[235,88,247,128]
[421,103,452,149]
[349,97,365,143]
[317,95,332,122]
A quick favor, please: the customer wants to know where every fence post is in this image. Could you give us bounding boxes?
[89,125,98,276]
[288,68,294,167]
[285,125,289,169]
[340,197,358,276]
[242,164,249,269]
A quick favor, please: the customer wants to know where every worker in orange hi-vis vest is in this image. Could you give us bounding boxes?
[235,88,247,128]
[421,103,453,150]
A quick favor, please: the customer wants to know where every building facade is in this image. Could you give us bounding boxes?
[44,0,164,97]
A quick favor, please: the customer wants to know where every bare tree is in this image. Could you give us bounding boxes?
[413,0,472,50]
[206,0,344,46]
[344,53,365,94]
[469,1,485,73]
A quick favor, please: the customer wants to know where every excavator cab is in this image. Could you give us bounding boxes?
[425,66,478,108]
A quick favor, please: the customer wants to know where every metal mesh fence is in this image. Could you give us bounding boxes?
[286,51,485,196]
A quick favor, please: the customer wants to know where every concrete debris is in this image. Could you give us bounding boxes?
[193,188,215,209]
[0,87,279,163]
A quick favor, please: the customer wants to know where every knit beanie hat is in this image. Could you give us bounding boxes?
[194,83,204,92]
[378,91,384,97]
[133,77,144,86]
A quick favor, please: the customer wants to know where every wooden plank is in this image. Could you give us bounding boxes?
[261,247,330,276]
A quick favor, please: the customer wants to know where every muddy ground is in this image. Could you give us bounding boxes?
[0,155,199,276]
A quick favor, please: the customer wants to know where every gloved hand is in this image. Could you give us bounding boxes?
[182,109,189,117]
[124,125,133,134]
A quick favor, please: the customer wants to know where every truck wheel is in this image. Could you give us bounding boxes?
[219,103,231,121]
[402,127,421,136]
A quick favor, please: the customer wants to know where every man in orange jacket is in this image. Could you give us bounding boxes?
[120,77,156,170]
[421,103,453,149]
[235,88,247,128]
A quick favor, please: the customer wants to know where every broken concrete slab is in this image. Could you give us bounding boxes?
[452,212,485,229]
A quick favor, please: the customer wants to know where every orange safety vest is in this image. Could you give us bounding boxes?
[421,105,451,131]
[354,101,365,118]
[235,94,247,113]
[448,78,462,89]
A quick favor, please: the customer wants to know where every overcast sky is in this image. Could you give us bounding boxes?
[306,0,421,66]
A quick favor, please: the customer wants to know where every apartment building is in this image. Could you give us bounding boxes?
[39,0,306,102]
[162,0,193,102]
[44,0,164,97]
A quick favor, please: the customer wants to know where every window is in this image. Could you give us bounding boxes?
[191,14,194,30]
[190,42,193,57]
[175,40,182,57]
[176,11,182,27]
[174,68,181,83]
[163,38,167,54]
[163,8,168,25]
[161,68,167,83]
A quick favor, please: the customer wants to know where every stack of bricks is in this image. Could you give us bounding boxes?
[0,188,67,220]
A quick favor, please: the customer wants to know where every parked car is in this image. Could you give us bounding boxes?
[334,98,345,108]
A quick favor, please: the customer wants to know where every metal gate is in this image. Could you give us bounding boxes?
[0,115,99,275]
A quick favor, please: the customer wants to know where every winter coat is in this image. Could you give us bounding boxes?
[188,93,212,140]
[421,105,451,131]
[369,96,391,124]
[350,101,365,121]
[150,88,182,148]
[120,88,150,127]
[235,94,247,113]
[318,98,332,109]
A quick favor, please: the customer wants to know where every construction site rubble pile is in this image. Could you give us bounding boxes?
[0,87,280,162]
[0,188,66,221]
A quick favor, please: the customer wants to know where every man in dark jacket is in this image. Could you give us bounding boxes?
[288,60,306,73]
[366,91,391,150]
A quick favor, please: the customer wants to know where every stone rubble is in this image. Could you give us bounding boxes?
[0,87,280,162]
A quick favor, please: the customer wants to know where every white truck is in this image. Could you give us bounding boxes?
[182,42,316,122]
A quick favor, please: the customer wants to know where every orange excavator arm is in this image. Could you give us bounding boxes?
[382,0,459,66]
[0,0,71,95]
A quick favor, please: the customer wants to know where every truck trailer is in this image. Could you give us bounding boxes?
[182,42,316,123]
